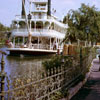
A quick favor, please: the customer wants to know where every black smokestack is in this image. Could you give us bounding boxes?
[47,0,51,16]
[21,0,25,18]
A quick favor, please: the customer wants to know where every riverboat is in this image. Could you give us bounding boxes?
[7,0,67,56]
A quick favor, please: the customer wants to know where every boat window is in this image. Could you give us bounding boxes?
[39,13,41,19]
[45,22,50,29]
[19,21,26,28]
[40,4,46,7]
[51,23,54,30]
[36,22,43,29]
[31,21,35,28]
[12,21,18,29]
[36,4,46,10]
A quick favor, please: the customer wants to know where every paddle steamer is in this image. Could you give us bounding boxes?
[7,0,67,56]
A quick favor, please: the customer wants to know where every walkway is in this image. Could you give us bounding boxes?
[71,58,100,100]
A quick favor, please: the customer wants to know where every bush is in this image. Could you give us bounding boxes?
[42,55,73,70]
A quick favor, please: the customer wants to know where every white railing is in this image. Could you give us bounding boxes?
[14,43,50,50]
[15,15,21,19]
[12,28,28,32]
[30,0,48,2]
[36,7,46,10]
[12,29,51,33]
[12,28,65,39]
[12,29,48,35]
[32,44,50,50]
[12,28,65,34]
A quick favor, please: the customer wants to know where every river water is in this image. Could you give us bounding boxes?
[0,45,50,79]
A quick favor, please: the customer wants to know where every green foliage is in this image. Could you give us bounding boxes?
[63,3,100,43]
[42,55,73,70]
[0,22,11,43]
[0,22,10,31]
[82,47,91,57]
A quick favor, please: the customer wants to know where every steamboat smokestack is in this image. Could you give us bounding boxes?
[47,0,51,16]
[21,0,25,18]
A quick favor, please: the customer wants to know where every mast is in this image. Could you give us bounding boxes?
[47,0,51,16]
[28,1,32,48]
[21,0,32,48]
[21,0,25,18]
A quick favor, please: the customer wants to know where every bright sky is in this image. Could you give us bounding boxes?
[0,0,100,27]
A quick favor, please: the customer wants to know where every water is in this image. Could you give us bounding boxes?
[0,45,50,79]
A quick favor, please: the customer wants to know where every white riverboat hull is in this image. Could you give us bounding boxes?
[7,48,57,56]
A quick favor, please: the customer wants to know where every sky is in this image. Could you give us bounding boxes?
[0,0,100,27]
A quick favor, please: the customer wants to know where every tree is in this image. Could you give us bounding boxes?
[0,22,11,42]
[0,22,10,31]
[63,3,100,44]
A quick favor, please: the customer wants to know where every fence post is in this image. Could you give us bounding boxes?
[0,52,6,100]
[80,47,82,71]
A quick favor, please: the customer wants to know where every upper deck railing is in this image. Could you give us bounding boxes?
[12,29,66,35]
[30,0,48,3]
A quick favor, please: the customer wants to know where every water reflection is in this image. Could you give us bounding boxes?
[0,45,50,79]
